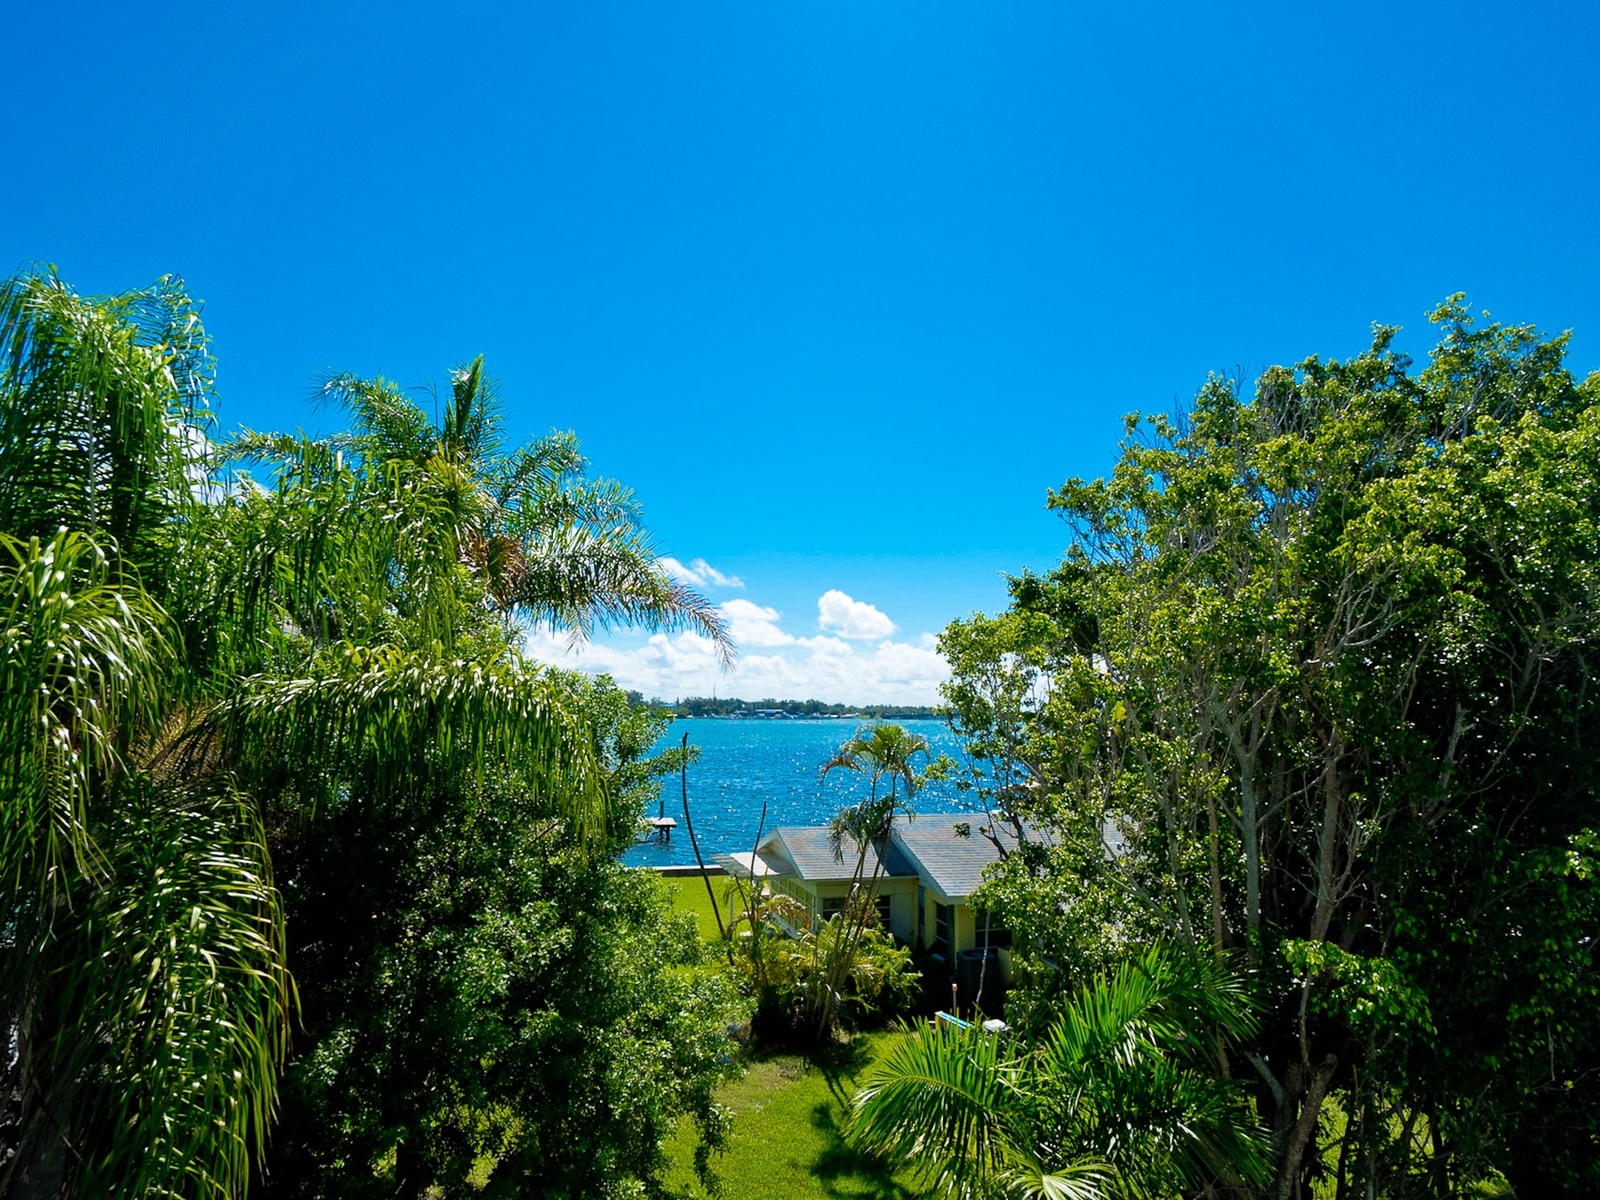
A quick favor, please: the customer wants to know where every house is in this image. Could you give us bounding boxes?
[891,817,1036,961]
[721,826,920,943]
[721,816,1053,964]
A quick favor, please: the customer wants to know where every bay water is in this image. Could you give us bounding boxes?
[621,717,977,868]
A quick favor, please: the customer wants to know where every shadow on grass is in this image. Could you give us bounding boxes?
[806,1039,917,1200]
[649,1034,918,1200]
[806,1101,917,1200]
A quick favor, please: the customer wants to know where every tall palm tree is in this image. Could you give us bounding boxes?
[273,354,733,656]
[808,722,931,1037]
[848,945,1271,1200]
[0,273,294,1199]
[0,272,608,1199]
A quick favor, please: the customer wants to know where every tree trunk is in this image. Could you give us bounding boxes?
[1276,1055,1337,1200]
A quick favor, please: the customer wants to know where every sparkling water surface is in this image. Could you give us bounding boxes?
[622,717,976,868]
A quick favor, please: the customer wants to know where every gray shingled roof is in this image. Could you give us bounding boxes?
[890,818,1039,901]
[763,826,915,882]
[759,818,1091,899]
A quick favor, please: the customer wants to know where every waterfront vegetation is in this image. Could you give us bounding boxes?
[0,271,743,1200]
[2,269,1596,1198]
[922,299,1600,1198]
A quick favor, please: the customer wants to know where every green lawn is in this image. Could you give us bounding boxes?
[656,1034,920,1200]
[663,875,737,943]
[656,873,923,1199]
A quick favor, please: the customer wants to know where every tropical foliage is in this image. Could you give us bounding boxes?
[939,299,1600,1196]
[811,723,931,1038]
[849,945,1269,1199]
[0,269,741,1199]
[721,723,931,1041]
[728,884,921,1039]
[1,273,293,1199]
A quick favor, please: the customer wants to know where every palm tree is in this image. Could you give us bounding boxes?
[808,722,930,1037]
[848,945,1271,1200]
[275,354,733,656]
[0,272,611,1198]
[0,273,295,1199]
[0,270,212,572]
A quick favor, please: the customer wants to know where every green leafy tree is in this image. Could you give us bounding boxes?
[260,672,747,1199]
[941,299,1600,1195]
[1,269,741,1199]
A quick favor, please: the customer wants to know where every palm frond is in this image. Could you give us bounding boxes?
[443,354,503,464]
[849,1020,1021,1199]
[313,370,434,466]
[200,643,612,852]
[513,531,733,665]
[0,530,172,894]
[0,270,208,567]
[851,946,1269,1200]
[485,430,586,509]
[820,722,931,795]
[999,1156,1110,1200]
[36,785,293,1199]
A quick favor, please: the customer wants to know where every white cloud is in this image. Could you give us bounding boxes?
[525,626,727,696]
[525,627,948,705]
[661,556,745,589]
[795,634,853,656]
[817,589,898,640]
[525,585,947,704]
[719,598,794,647]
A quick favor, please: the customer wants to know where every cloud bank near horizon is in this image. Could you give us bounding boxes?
[526,564,947,704]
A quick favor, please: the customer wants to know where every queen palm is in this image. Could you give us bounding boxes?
[807,722,930,1037]
[239,354,731,654]
[0,271,693,1198]
[0,272,299,1199]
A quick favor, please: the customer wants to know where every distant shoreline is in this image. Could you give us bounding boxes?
[640,696,943,721]
[671,711,939,721]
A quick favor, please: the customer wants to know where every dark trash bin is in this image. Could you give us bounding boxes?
[956,947,1006,1017]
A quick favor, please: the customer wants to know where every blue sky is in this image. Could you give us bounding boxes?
[8,2,1599,702]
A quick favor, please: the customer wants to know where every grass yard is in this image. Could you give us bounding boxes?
[657,873,922,1199]
[655,1034,920,1200]
[663,875,737,943]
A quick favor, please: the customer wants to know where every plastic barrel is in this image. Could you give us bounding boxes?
[956,948,1006,1017]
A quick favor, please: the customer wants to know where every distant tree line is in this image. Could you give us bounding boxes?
[642,694,940,719]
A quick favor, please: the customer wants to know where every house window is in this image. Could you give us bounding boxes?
[974,910,1012,949]
[933,902,952,958]
[820,891,891,927]
[875,895,893,929]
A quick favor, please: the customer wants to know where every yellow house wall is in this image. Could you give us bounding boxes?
[916,892,980,957]
[881,878,917,942]
[953,904,976,955]
[777,876,916,941]
[919,890,937,949]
